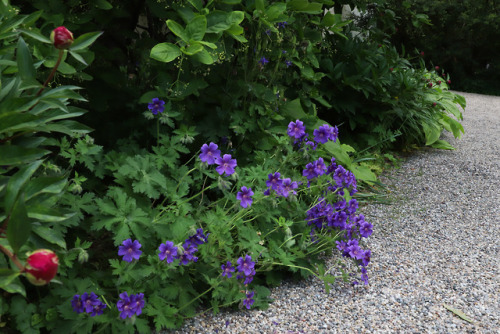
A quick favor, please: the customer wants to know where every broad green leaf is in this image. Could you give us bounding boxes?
[24,176,67,202]
[324,140,352,167]
[167,20,189,42]
[281,98,306,120]
[185,15,207,41]
[150,43,182,63]
[69,31,103,51]
[7,195,30,253]
[265,3,286,20]
[27,205,73,222]
[198,40,217,49]
[351,165,377,183]
[289,0,323,14]
[181,43,204,56]
[5,160,43,213]
[221,0,242,4]
[191,48,214,64]
[1,278,25,297]
[57,61,77,75]
[0,146,50,165]
[187,0,203,11]
[0,112,39,134]
[16,37,35,80]
[225,24,244,35]
[422,123,441,145]
[255,0,265,11]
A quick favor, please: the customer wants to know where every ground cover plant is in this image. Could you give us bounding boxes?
[1,0,466,332]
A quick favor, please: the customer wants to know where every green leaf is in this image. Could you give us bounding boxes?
[288,0,323,14]
[32,225,66,249]
[323,140,352,167]
[0,146,50,165]
[443,304,474,323]
[150,43,182,63]
[7,196,31,253]
[2,279,26,297]
[430,139,455,150]
[95,0,113,10]
[167,20,189,42]
[186,15,207,41]
[5,160,43,213]
[27,205,74,222]
[0,112,39,135]
[221,0,242,4]
[69,31,103,51]
[191,48,214,64]
[351,165,377,183]
[281,98,307,120]
[17,28,51,44]
[24,176,67,202]
[69,51,88,65]
[16,37,35,80]
[422,123,441,145]
[0,269,20,288]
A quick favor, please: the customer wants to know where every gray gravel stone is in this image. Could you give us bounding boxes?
[164,92,500,334]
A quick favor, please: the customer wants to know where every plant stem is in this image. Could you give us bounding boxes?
[36,49,64,97]
[0,244,25,272]
[178,286,213,312]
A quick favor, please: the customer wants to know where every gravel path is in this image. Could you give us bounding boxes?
[168,92,500,334]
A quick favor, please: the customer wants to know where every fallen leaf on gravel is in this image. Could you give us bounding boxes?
[443,304,474,323]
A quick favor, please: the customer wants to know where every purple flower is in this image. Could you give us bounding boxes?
[130,293,145,316]
[329,126,339,142]
[178,242,198,265]
[303,162,317,180]
[158,241,178,263]
[313,158,327,176]
[359,221,373,238]
[258,57,269,65]
[287,120,306,139]
[222,261,235,278]
[347,243,365,260]
[305,140,317,150]
[236,255,255,276]
[71,295,84,314]
[199,142,221,165]
[279,178,298,198]
[81,292,100,313]
[243,269,255,285]
[265,29,271,36]
[285,60,293,67]
[243,291,255,309]
[313,124,331,144]
[360,267,369,285]
[347,199,358,215]
[215,154,237,176]
[237,186,254,208]
[117,292,145,319]
[361,249,371,266]
[90,301,107,317]
[266,172,283,190]
[148,98,165,115]
[277,21,288,29]
[118,239,142,262]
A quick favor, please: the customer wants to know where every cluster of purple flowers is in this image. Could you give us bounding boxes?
[199,142,237,176]
[221,255,256,309]
[158,228,209,265]
[258,57,269,66]
[287,120,338,150]
[116,292,145,319]
[71,292,107,316]
[148,98,165,115]
[263,172,298,198]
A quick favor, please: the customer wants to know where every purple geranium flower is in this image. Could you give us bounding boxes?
[303,162,317,180]
[215,154,237,176]
[130,293,145,316]
[221,261,235,278]
[178,242,198,265]
[243,291,255,309]
[148,98,165,115]
[71,295,84,314]
[313,158,327,176]
[116,292,136,319]
[118,239,142,262]
[361,249,371,266]
[199,142,221,165]
[266,172,283,190]
[279,178,298,198]
[359,221,373,238]
[287,120,306,139]
[313,124,332,144]
[81,292,100,313]
[237,255,255,276]
[347,199,358,215]
[90,301,107,317]
[258,57,269,65]
[285,60,293,68]
[277,21,288,29]
[158,241,178,263]
[237,186,254,208]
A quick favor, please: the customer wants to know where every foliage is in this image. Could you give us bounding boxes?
[388,0,500,95]
[1,0,467,333]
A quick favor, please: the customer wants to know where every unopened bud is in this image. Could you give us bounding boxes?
[25,249,59,286]
[50,26,74,50]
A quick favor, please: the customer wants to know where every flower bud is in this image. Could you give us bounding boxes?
[50,26,74,50]
[25,249,59,286]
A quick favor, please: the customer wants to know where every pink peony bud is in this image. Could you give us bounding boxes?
[435,66,440,71]
[432,102,437,107]
[447,80,451,84]
[437,80,441,85]
[428,82,433,88]
[25,249,59,286]
[50,26,74,49]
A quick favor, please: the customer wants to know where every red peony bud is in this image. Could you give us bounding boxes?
[428,82,433,88]
[420,51,425,56]
[50,26,74,50]
[435,66,440,71]
[432,102,437,107]
[447,80,451,84]
[25,249,59,286]
[437,80,441,85]
[389,67,394,72]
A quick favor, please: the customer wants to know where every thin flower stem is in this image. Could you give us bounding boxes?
[156,118,160,147]
[36,49,64,97]
[177,286,213,312]
[268,261,319,278]
[0,244,25,272]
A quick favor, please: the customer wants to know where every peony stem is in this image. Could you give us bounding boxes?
[0,244,25,272]
[36,49,64,97]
